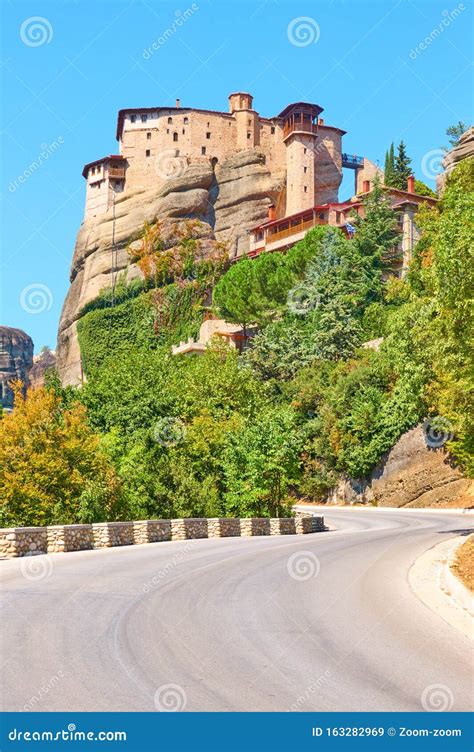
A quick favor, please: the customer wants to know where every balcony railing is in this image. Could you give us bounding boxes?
[266,217,327,244]
[283,121,318,139]
[109,167,125,179]
[341,153,364,168]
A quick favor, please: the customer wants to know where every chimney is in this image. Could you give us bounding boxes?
[268,203,276,221]
[407,174,415,193]
[175,98,181,108]
[363,180,371,192]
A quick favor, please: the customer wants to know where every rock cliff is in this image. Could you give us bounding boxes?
[29,348,57,389]
[0,327,34,410]
[437,126,474,192]
[57,149,283,385]
[327,425,472,508]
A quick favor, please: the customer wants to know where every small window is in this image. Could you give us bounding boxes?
[336,211,341,223]
[147,132,151,140]
[247,132,251,139]
[303,148,307,154]
[130,114,136,123]
[175,149,180,156]
[183,117,188,124]
[304,186,307,193]
[303,166,307,174]
[146,149,150,157]
[206,132,211,139]
[207,121,210,127]
[248,119,251,126]
[173,132,178,142]
[182,128,185,134]
[168,117,172,124]
[271,126,275,134]
[201,146,206,155]
[141,113,147,122]
[166,128,169,134]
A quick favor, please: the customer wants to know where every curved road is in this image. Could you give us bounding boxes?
[1,508,472,712]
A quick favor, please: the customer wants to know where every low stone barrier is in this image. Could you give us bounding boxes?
[0,527,48,557]
[240,518,272,536]
[47,524,93,553]
[133,520,172,544]
[0,513,324,558]
[92,522,134,548]
[207,518,241,537]
[171,518,208,540]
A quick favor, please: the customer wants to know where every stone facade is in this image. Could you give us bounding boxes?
[82,93,345,225]
[0,513,324,558]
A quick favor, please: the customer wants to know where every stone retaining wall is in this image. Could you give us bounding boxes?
[0,513,324,559]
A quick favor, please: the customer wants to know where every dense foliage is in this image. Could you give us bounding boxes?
[2,159,472,525]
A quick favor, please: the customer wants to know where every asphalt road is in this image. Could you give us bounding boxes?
[1,508,472,712]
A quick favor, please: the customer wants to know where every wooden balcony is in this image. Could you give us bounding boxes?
[109,166,125,179]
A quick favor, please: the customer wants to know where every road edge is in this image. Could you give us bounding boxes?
[408,535,473,640]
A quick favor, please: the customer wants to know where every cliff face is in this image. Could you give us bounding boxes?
[327,425,472,508]
[57,149,286,385]
[0,327,34,410]
[437,127,474,192]
[29,349,57,389]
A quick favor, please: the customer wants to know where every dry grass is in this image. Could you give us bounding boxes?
[451,536,474,592]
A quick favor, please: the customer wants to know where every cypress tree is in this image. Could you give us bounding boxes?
[393,140,412,190]
[384,142,396,186]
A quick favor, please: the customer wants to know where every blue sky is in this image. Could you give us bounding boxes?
[1,0,472,351]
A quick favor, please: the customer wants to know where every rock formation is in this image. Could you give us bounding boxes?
[29,348,57,389]
[0,327,34,410]
[327,425,472,508]
[437,126,474,193]
[57,149,283,385]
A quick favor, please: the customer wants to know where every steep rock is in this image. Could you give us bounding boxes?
[327,425,471,508]
[57,149,283,384]
[0,327,33,410]
[437,127,474,192]
[29,349,57,389]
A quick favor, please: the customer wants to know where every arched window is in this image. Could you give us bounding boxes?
[168,116,173,124]
[183,117,188,124]
[173,132,178,142]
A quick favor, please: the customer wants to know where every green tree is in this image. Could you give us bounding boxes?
[351,176,399,300]
[384,142,396,187]
[0,383,122,527]
[414,179,436,198]
[445,121,467,149]
[393,140,412,190]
